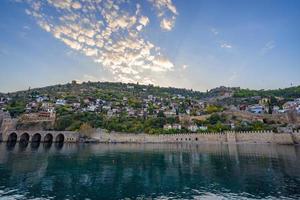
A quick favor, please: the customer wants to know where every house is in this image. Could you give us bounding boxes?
[87,105,97,112]
[186,109,191,115]
[163,124,172,130]
[127,109,136,117]
[177,94,185,99]
[272,106,283,114]
[36,96,49,103]
[72,103,81,109]
[41,102,53,109]
[164,110,176,118]
[163,124,182,130]
[198,126,208,131]
[248,105,264,114]
[297,105,300,113]
[188,125,199,132]
[172,124,182,130]
[107,110,114,117]
[259,98,269,106]
[283,101,298,110]
[239,104,248,111]
[83,99,90,104]
[102,105,111,110]
[56,99,66,106]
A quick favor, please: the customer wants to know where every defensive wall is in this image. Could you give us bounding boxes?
[0,115,79,143]
[1,130,79,143]
[96,130,300,145]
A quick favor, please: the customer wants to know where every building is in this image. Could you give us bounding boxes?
[198,126,208,131]
[163,124,182,130]
[259,98,269,106]
[188,125,199,132]
[283,101,298,110]
[248,105,264,114]
[164,110,176,118]
[56,99,66,106]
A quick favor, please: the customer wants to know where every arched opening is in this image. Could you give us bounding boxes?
[20,133,30,144]
[195,137,198,141]
[32,133,42,143]
[7,132,17,143]
[44,134,53,143]
[55,134,65,143]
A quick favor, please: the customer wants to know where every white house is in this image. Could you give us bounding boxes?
[198,126,208,131]
[188,125,199,132]
[87,105,97,112]
[56,99,66,106]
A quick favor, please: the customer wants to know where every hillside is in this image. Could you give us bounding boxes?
[1,81,205,100]
[233,86,300,99]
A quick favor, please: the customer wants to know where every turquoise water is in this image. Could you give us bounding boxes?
[0,143,300,200]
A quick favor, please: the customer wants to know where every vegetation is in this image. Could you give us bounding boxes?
[234,86,300,99]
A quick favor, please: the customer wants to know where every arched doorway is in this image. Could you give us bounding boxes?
[44,134,53,143]
[20,133,30,143]
[32,133,42,143]
[55,134,64,143]
[7,132,17,143]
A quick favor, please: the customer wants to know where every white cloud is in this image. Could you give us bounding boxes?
[149,0,177,31]
[72,2,82,10]
[139,16,149,26]
[220,42,232,49]
[47,0,72,9]
[260,41,275,55]
[18,0,179,85]
[211,28,219,35]
[160,18,175,31]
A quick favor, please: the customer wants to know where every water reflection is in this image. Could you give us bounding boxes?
[0,143,299,200]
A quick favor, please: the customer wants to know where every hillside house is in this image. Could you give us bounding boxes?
[56,99,66,106]
[248,105,264,114]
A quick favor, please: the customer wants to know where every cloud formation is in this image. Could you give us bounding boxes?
[18,0,178,84]
[260,41,275,55]
[220,42,232,49]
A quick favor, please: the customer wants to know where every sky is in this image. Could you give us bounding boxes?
[0,0,300,93]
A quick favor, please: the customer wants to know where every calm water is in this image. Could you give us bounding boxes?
[0,143,300,200]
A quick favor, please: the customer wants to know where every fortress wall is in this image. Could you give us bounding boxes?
[97,131,296,145]
[100,132,228,143]
[292,131,300,144]
[235,131,274,144]
[2,130,79,143]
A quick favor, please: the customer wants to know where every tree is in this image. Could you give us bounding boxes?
[79,123,95,138]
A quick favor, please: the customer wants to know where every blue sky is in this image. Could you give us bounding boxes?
[0,0,300,93]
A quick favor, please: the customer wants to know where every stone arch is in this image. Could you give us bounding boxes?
[32,133,42,143]
[20,133,30,143]
[44,134,53,143]
[7,132,17,143]
[55,134,64,143]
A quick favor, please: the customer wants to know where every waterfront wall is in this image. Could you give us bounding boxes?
[96,130,300,145]
[1,130,79,143]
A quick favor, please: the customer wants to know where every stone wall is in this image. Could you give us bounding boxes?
[95,130,299,145]
[2,130,79,143]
